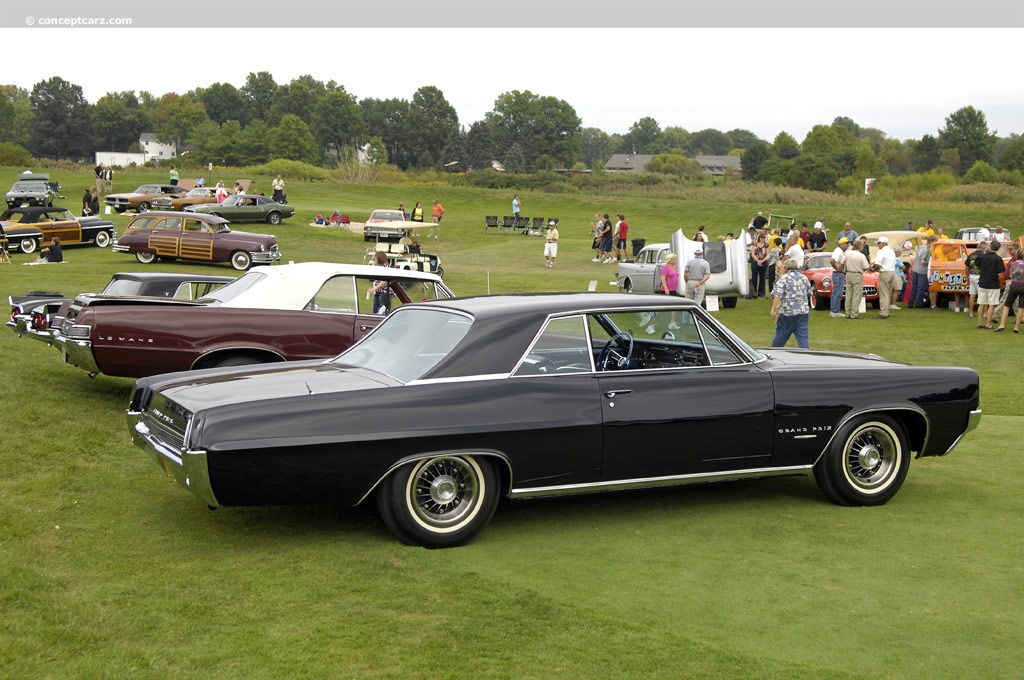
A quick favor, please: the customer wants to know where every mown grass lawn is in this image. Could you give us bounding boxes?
[1,166,1021,678]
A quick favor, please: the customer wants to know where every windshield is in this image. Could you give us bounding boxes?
[331,308,472,382]
[369,211,404,222]
[11,182,46,191]
[200,271,266,303]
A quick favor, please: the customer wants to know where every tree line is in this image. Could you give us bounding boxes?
[2,74,1022,193]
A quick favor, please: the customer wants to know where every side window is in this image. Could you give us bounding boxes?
[129,216,158,231]
[309,276,357,312]
[587,310,723,370]
[514,315,592,376]
[695,316,744,366]
[657,249,670,264]
[154,218,181,231]
[183,219,209,233]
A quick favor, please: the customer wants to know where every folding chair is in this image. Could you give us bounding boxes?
[485,215,499,234]
[517,217,530,235]
[501,216,515,234]
[0,235,10,264]
[532,217,546,235]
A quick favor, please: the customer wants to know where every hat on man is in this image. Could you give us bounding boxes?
[694,247,703,254]
[548,220,556,226]
[838,237,850,244]
[813,224,822,229]
[877,236,889,243]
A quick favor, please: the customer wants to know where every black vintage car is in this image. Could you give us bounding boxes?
[8,271,235,345]
[0,206,116,254]
[126,294,981,548]
[5,173,60,208]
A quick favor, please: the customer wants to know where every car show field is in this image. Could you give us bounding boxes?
[1,166,1022,678]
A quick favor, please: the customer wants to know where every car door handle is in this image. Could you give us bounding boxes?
[359,324,372,331]
[604,390,633,398]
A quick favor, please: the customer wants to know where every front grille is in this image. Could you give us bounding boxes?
[141,411,186,452]
[864,286,878,297]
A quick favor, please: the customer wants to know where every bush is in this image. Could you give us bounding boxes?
[962,161,998,184]
[248,159,332,183]
[0,142,34,167]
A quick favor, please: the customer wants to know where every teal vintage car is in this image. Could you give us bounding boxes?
[185,194,295,225]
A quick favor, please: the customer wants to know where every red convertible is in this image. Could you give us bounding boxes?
[53,262,454,378]
[803,252,880,310]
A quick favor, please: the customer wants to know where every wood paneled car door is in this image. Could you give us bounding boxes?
[592,310,775,479]
[178,218,216,261]
[40,212,83,245]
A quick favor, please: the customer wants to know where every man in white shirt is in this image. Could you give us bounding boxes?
[872,236,898,318]
[784,233,805,270]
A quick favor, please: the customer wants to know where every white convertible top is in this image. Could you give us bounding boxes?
[210,261,448,310]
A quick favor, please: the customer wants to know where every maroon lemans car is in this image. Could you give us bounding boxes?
[111,211,281,270]
[53,262,454,378]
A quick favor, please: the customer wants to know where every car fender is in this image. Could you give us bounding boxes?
[356,447,515,506]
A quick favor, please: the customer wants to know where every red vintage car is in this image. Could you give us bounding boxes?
[111,211,281,270]
[802,252,880,310]
[53,262,454,379]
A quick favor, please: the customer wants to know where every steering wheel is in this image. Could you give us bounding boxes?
[598,332,634,371]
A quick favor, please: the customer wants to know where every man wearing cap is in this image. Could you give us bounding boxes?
[808,223,828,252]
[829,238,850,317]
[770,258,813,349]
[844,240,870,319]
[684,248,711,305]
[544,220,559,268]
[872,236,898,318]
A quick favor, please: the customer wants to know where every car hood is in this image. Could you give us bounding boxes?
[758,347,903,369]
[147,363,397,412]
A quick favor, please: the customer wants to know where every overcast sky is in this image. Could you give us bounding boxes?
[4,26,1023,143]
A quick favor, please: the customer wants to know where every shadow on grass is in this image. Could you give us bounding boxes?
[134,472,827,549]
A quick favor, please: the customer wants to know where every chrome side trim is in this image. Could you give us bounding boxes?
[940,408,982,457]
[509,464,812,499]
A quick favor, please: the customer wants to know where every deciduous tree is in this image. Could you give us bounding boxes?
[938,105,996,175]
[29,77,93,159]
[92,91,150,151]
[154,92,209,151]
[270,113,319,164]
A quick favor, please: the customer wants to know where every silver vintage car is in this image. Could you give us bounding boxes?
[615,243,672,294]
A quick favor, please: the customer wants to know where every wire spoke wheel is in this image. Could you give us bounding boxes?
[814,414,909,506]
[378,454,500,548]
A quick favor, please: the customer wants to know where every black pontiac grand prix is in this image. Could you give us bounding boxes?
[127,293,981,547]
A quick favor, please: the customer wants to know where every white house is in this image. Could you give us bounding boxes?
[138,133,177,161]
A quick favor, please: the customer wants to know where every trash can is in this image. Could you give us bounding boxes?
[631,238,646,257]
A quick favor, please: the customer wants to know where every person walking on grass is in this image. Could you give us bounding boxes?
[770,258,813,349]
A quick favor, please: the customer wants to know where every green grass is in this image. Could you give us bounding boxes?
[2,166,1022,678]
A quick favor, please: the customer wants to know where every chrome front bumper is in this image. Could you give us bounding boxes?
[127,409,220,508]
